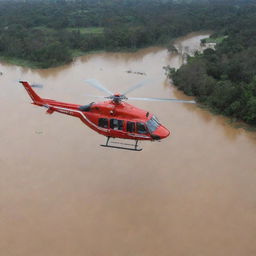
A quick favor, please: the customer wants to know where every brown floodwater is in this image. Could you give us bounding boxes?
[1,32,256,256]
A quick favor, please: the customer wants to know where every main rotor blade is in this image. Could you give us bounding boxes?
[84,94,106,99]
[128,97,196,104]
[123,80,149,96]
[85,79,113,96]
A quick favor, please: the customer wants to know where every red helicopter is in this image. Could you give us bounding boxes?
[19,80,195,151]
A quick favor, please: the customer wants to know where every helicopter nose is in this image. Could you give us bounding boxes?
[151,126,170,140]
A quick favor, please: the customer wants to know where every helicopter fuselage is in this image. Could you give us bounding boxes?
[20,81,170,141]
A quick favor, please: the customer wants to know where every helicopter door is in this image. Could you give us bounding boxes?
[127,121,135,133]
[136,122,147,134]
[98,118,109,128]
[109,119,125,138]
[110,119,124,130]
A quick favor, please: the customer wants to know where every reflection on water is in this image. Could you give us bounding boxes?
[1,32,256,256]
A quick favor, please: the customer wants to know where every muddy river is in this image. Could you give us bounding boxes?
[1,32,256,256]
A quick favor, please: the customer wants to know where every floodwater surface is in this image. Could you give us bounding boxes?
[1,32,256,256]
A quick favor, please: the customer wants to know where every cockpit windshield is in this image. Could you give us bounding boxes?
[146,116,160,133]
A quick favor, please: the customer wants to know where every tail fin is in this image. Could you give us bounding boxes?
[19,81,44,105]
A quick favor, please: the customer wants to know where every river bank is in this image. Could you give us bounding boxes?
[167,29,256,127]
[0,31,211,69]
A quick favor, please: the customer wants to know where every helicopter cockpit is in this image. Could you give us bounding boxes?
[146,116,160,134]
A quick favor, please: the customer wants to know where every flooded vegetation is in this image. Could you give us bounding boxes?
[1,33,256,256]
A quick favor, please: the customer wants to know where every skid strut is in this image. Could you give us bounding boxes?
[101,137,142,151]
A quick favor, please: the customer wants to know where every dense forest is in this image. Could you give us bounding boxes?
[166,1,256,125]
[0,0,252,68]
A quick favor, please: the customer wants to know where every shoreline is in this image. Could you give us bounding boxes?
[0,31,212,70]
[195,102,256,132]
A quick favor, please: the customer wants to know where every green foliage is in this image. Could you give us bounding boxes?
[168,6,256,125]
[66,27,104,34]
[202,35,227,44]
[0,0,252,68]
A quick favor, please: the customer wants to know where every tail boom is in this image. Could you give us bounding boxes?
[19,81,44,106]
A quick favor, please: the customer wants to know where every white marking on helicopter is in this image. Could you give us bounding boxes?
[43,105,151,139]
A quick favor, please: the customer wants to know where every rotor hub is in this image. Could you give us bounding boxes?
[107,93,128,103]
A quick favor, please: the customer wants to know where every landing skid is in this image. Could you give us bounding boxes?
[100,137,142,151]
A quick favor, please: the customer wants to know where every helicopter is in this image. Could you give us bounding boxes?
[19,80,195,151]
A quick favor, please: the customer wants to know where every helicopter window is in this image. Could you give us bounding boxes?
[110,119,123,130]
[146,116,160,133]
[98,118,108,128]
[127,121,135,133]
[136,122,147,134]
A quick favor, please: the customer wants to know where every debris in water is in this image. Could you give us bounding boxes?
[126,70,146,76]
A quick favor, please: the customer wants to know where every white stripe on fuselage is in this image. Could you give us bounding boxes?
[44,105,108,132]
[44,105,151,139]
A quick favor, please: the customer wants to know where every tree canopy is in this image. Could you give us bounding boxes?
[167,2,256,124]
[0,0,253,67]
